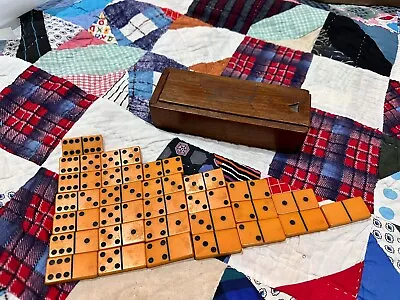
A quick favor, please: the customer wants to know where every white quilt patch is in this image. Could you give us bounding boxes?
[0,56,31,91]
[390,34,400,81]
[119,13,159,43]
[228,218,371,287]
[302,55,389,130]
[371,216,400,273]
[0,148,40,207]
[152,27,244,66]
[136,0,193,14]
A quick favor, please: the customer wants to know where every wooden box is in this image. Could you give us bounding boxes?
[150,69,311,153]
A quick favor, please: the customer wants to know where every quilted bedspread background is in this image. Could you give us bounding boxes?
[1,0,400,299]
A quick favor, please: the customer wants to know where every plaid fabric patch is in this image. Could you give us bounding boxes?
[0,65,97,165]
[383,80,400,139]
[105,1,172,50]
[0,168,76,300]
[63,71,125,97]
[222,36,313,88]
[269,109,382,211]
[186,0,298,34]
[128,52,186,122]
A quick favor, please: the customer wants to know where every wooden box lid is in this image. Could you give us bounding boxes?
[150,69,311,132]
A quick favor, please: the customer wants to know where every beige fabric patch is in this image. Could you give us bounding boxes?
[267,27,322,53]
[67,259,226,300]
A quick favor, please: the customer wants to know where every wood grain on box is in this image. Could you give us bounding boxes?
[150,68,311,153]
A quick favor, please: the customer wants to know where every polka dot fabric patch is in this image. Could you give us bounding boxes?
[375,171,400,225]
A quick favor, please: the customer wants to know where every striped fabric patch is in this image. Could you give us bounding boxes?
[102,73,130,109]
[214,154,260,182]
[17,10,51,63]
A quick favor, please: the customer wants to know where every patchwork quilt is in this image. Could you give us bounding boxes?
[0,0,400,299]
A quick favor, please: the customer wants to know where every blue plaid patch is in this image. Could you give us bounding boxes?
[128,52,187,122]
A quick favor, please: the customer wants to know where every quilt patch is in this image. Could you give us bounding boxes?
[43,13,83,50]
[374,171,400,226]
[157,138,218,175]
[0,168,76,300]
[302,55,389,131]
[152,26,244,67]
[269,109,381,209]
[1,40,20,57]
[213,267,263,300]
[358,235,400,300]
[88,12,117,44]
[384,80,400,139]
[63,71,125,97]
[222,36,313,88]
[214,154,260,182]
[128,52,186,122]
[44,0,112,29]
[312,13,392,76]
[16,10,52,63]
[276,262,364,300]
[186,0,298,34]
[35,44,146,76]
[0,66,97,165]
[378,134,400,179]
[247,5,329,41]
[102,73,129,109]
[56,30,106,50]
[104,0,172,50]
[371,216,400,273]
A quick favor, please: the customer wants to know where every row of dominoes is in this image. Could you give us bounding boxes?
[58,155,185,192]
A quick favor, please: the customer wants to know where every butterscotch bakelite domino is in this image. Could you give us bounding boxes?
[122,243,146,271]
[320,202,351,227]
[47,135,372,284]
[342,197,371,222]
[72,252,98,280]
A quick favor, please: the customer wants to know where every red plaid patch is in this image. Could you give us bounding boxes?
[0,168,76,299]
[384,80,400,139]
[0,66,97,165]
[222,36,313,88]
[269,108,381,209]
